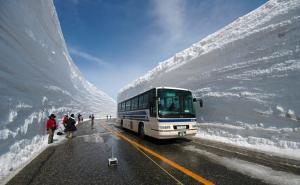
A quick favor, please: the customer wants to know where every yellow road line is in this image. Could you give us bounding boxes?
[102,124,215,185]
[133,145,184,185]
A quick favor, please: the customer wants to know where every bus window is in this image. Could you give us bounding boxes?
[121,102,125,111]
[183,94,194,114]
[126,100,131,111]
[149,89,157,117]
[158,89,195,118]
[132,97,138,110]
[143,93,148,109]
[138,95,144,109]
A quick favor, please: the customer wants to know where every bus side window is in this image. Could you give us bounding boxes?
[138,95,144,109]
[122,102,125,111]
[143,93,149,109]
[132,97,138,110]
[126,100,131,111]
[129,99,132,111]
[149,89,156,117]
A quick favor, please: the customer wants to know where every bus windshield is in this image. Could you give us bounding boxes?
[158,89,195,118]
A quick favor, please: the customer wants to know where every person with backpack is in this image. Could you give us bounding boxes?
[46,114,57,144]
[66,114,77,139]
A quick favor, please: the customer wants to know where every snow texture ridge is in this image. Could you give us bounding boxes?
[0,0,116,182]
[118,0,300,159]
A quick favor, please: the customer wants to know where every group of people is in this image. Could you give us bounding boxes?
[62,114,77,138]
[46,113,98,144]
[106,115,112,120]
[46,113,77,144]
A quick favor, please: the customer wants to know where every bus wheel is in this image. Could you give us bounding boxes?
[138,123,145,139]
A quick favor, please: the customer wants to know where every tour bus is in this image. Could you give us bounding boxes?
[117,87,202,139]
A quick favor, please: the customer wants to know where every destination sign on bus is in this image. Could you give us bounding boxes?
[166,92,176,97]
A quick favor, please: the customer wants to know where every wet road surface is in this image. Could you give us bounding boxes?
[6,119,278,185]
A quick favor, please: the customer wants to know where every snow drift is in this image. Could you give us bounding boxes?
[0,0,116,181]
[119,0,300,158]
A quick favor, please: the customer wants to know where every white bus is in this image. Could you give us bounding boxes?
[117,87,202,139]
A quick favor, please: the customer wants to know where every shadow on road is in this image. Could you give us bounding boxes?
[115,126,192,145]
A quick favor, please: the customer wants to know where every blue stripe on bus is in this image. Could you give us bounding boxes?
[119,110,147,115]
[158,119,195,122]
[118,110,149,121]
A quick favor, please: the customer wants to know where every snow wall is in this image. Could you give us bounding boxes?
[0,0,116,181]
[119,0,300,157]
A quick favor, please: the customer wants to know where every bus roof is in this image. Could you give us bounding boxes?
[156,87,190,91]
[117,87,191,103]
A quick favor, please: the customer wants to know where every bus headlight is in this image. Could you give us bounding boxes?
[159,125,171,130]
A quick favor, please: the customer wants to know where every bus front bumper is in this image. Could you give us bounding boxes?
[150,129,198,139]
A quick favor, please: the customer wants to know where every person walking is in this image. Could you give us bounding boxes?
[46,114,57,144]
[66,114,77,139]
[91,114,95,129]
[77,114,81,124]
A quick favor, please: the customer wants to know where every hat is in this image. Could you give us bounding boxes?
[70,114,75,118]
[50,114,56,118]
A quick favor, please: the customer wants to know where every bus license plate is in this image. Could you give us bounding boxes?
[178,131,186,137]
[177,125,186,130]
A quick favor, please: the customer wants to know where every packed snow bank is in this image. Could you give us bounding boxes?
[0,0,116,182]
[119,0,300,158]
[196,123,300,160]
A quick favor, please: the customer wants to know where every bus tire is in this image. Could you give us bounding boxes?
[138,123,145,139]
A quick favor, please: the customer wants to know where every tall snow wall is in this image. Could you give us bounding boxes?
[119,0,300,156]
[0,0,116,181]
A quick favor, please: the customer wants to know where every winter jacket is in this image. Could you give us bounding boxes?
[46,118,57,130]
[65,117,77,131]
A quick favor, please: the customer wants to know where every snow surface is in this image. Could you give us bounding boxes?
[0,0,116,182]
[119,0,300,159]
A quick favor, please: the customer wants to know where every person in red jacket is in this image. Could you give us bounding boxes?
[46,114,57,144]
[62,114,68,129]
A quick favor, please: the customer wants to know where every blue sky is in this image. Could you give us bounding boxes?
[54,0,267,100]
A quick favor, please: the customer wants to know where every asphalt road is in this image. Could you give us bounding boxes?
[6,119,281,185]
